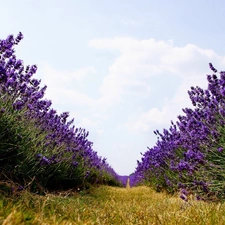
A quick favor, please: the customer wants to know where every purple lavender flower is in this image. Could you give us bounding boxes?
[72,161,79,167]
[209,63,217,73]
[15,32,23,44]
[180,194,188,202]
[0,107,5,113]
[13,100,24,110]
[40,156,51,165]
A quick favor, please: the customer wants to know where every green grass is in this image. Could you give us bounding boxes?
[1,184,225,225]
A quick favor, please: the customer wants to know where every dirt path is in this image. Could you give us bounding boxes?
[126,177,130,188]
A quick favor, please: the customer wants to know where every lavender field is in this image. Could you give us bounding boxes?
[1,32,225,204]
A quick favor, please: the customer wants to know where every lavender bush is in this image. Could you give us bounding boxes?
[0,33,122,192]
[134,63,225,201]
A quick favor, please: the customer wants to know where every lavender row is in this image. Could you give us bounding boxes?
[133,63,225,201]
[0,33,122,191]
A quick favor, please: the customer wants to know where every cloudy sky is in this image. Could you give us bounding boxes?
[1,0,225,175]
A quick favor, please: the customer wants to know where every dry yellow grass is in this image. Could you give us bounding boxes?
[1,185,225,224]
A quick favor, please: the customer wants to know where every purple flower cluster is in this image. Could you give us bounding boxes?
[0,33,121,190]
[133,63,225,200]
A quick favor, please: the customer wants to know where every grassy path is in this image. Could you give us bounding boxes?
[1,185,225,224]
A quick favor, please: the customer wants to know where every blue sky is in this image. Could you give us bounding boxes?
[1,0,225,175]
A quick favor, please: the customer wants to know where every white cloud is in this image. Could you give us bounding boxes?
[89,37,225,135]
[118,75,210,135]
[36,62,121,134]
[39,63,97,87]
[90,37,220,102]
